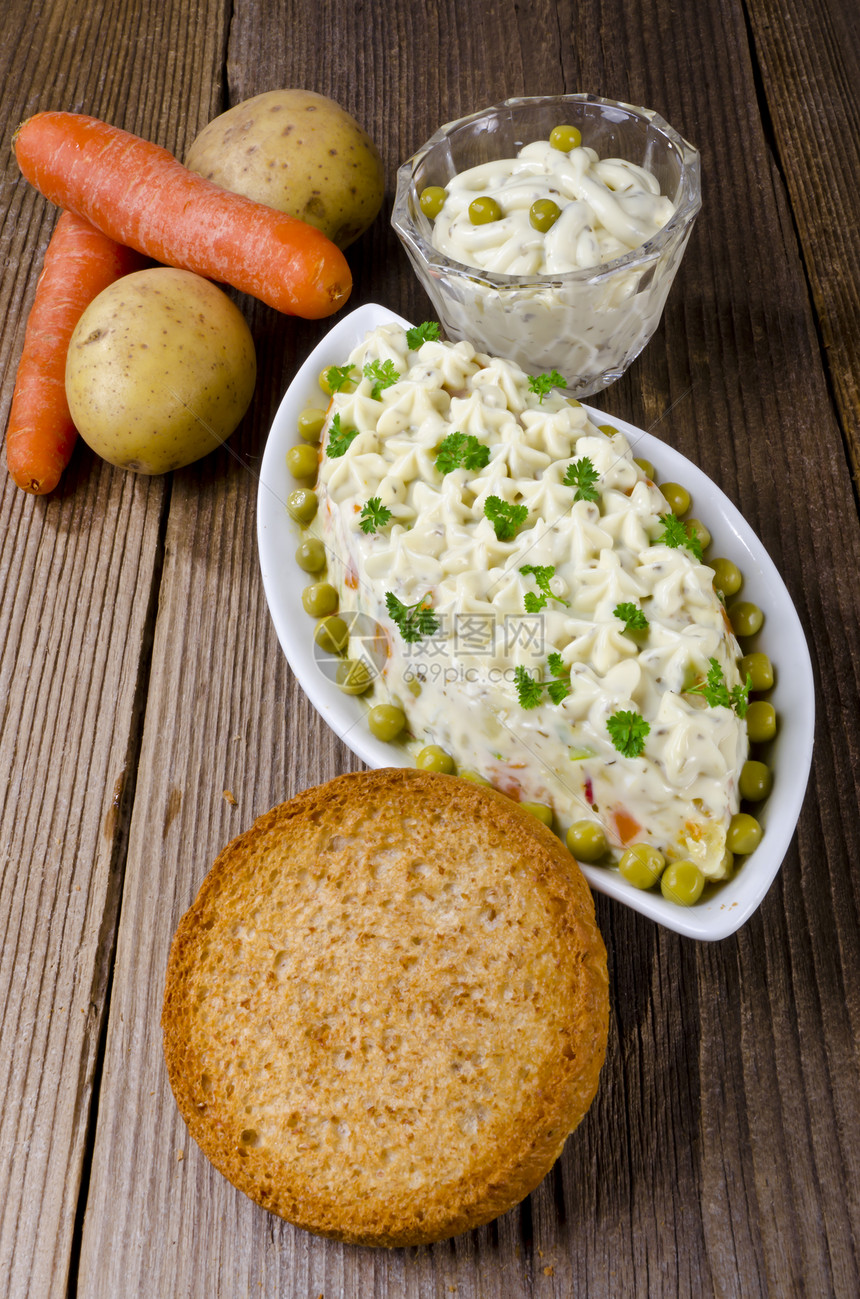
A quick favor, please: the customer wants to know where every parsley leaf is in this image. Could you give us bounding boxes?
[324,363,355,394]
[654,512,704,562]
[546,678,571,705]
[563,455,600,503]
[514,666,544,710]
[325,412,360,458]
[363,358,401,399]
[606,710,650,758]
[484,496,528,541]
[527,370,567,403]
[614,602,649,633]
[687,658,752,717]
[514,657,570,709]
[406,321,441,349]
[385,591,439,643]
[359,497,392,534]
[520,564,569,612]
[436,432,491,475]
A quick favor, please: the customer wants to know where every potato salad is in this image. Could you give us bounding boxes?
[313,322,749,881]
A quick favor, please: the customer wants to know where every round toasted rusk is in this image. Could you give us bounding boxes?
[162,768,609,1246]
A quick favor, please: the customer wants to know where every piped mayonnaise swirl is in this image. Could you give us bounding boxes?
[314,323,746,878]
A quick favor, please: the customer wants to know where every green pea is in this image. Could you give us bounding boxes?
[746,700,777,744]
[314,615,349,654]
[368,704,407,742]
[335,659,373,695]
[468,196,503,225]
[740,651,773,691]
[660,860,705,906]
[297,408,327,442]
[549,124,582,151]
[295,537,326,573]
[619,843,666,890]
[319,365,355,397]
[301,582,338,617]
[565,820,608,863]
[686,517,711,553]
[520,801,554,827]
[730,601,764,638]
[634,457,656,480]
[529,198,561,232]
[419,185,447,219]
[661,482,691,517]
[726,812,763,856]
[287,488,318,524]
[286,444,319,479]
[711,557,743,599]
[416,745,456,774]
[739,760,772,802]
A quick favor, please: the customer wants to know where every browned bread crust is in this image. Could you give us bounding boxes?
[162,769,609,1246]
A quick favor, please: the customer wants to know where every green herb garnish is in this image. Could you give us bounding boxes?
[606,710,650,758]
[563,455,600,503]
[687,657,752,717]
[484,496,528,541]
[514,666,544,710]
[514,656,570,709]
[527,370,567,403]
[406,321,441,349]
[359,497,392,534]
[385,591,439,643]
[363,359,400,399]
[520,564,569,612]
[546,677,572,705]
[613,602,649,633]
[324,363,355,393]
[654,512,704,562]
[325,412,360,458]
[436,432,491,475]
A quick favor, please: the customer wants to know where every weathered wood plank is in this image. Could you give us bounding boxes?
[746,0,860,483]
[0,2,229,1296]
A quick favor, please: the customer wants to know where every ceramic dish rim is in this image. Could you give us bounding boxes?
[257,301,814,941]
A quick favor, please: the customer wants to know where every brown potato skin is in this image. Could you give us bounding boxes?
[65,268,256,474]
[186,90,385,250]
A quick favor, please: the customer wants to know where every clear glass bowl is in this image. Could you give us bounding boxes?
[391,94,702,397]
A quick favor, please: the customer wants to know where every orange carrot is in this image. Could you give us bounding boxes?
[12,111,352,320]
[5,210,145,495]
[611,805,642,847]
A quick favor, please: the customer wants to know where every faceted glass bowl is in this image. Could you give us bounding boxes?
[392,94,702,397]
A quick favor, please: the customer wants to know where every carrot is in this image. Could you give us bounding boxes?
[12,111,352,320]
[5,210,145,495]
[611,805,642,847]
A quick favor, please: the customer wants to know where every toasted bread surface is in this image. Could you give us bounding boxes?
[162,769,609,1246]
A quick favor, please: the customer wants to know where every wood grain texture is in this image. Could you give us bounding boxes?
[745,0,860,484]
[0,0,857,1296]
[0,2,229,1297]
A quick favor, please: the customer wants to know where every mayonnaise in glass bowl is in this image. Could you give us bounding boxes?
[392,95,702,398]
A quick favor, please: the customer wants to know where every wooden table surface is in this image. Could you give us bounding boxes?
[1,1,858,1295]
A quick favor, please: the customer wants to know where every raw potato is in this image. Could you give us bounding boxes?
[65,268,256,474]
[186,90,384,250]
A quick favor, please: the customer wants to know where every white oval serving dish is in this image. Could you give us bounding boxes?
[257,302,814,941]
